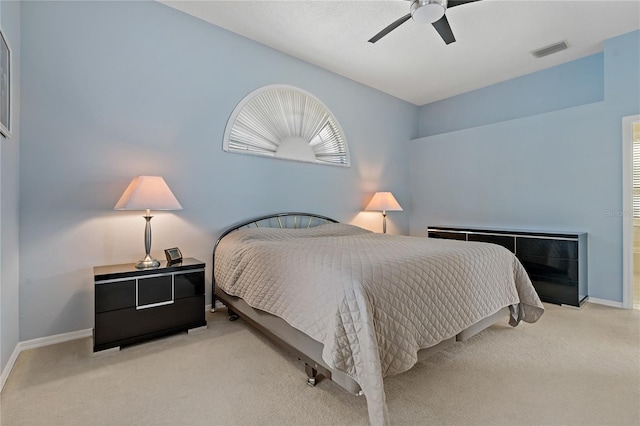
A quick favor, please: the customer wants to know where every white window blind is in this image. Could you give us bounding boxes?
[223,85,350,167]
[634,136,640,217]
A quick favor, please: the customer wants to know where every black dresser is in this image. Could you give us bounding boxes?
[427,227,588,307]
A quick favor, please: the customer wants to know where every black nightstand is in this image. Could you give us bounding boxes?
[93,258,207,353]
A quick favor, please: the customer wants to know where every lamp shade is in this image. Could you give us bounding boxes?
[365,192,403,212]
[114,176,182,211]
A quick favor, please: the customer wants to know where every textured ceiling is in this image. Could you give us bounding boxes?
[161,0,640,106]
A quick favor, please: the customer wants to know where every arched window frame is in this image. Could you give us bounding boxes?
[222,85,350,167]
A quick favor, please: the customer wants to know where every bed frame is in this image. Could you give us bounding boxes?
[212,212,509,394]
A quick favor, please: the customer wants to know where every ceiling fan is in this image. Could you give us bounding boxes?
[369,0,482,45]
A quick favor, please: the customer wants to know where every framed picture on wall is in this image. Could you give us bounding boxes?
[0,29,10,139]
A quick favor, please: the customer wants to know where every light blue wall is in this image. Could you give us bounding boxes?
[410,30,640,303]
[418,53,605,137]
[1,0,20,380]
[18,1,417,340]
[13,1,639,344]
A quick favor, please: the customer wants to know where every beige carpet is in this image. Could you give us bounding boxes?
[1,302,639,425]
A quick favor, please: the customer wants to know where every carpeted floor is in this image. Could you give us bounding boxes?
[1,302,639,425]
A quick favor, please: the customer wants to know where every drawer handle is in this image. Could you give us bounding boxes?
[136,300,174,310]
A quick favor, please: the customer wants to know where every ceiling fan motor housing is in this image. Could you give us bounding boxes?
[411,0,447,24]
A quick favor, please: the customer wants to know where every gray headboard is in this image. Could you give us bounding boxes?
[211,212,338,309]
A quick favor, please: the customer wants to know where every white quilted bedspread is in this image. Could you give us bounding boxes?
[214,223,544,425]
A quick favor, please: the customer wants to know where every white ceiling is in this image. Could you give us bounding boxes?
[161,0,640,106]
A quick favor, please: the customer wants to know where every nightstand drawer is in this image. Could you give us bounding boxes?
[138,275,173,307]
[175,271,205,299]
[95,280,136,313]
[94,296,205,350]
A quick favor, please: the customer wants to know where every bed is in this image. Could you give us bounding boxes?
[212,213,544,425]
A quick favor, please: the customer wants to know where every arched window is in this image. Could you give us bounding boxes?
[223,85,350,167]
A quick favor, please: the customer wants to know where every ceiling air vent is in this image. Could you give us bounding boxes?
[531,41,568,58]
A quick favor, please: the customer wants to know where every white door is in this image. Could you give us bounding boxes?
[622,115,640,309]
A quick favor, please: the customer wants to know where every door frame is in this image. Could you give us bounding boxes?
[622,114,639,309]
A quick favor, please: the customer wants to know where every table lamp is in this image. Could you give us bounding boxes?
[365,191,403,234]
[114,176,183,269]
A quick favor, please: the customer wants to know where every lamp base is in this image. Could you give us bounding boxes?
[382,211,387,234]
[136,214,160,269]
[135,258,161,270]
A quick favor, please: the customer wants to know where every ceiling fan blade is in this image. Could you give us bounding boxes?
[447,0,483,8]
[432,14,456,44]
[368,13,412,43]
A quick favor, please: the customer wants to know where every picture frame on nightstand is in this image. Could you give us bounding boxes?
[164,247,183,264]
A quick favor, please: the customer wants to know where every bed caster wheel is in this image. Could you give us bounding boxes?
[305,363,318,387]
[228,308,239,321]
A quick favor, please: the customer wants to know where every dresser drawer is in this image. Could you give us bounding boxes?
[529,275,578,306]
[519,255,579,282]
[428,231,467,241]
[516,238,578,260]
[468,234,516,253]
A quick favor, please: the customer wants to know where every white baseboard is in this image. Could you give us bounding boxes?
[0,328,92,394]
[1,304,216,393]
[19,328,93,352]
[587,297,624,308]
[1,343,21,392]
